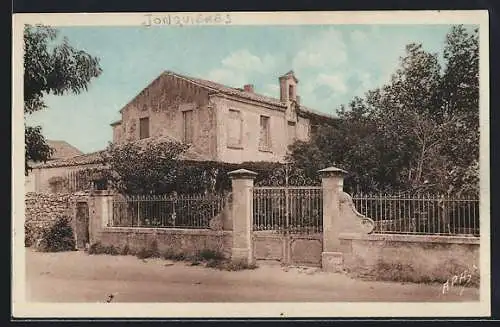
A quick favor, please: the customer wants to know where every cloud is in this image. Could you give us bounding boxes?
[292,28,347,70]
[316,73,348,94]
[262,84,280,97]
[207,49,277,87]
[221,49,275,73]
[206,68,247,87]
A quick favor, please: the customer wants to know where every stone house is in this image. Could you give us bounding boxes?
[26,70,337,193]
[25,140,84,193]
[110,70,336,163]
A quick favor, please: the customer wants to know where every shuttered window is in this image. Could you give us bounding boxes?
[227,109,243,147]
[182,110,194,143]
[259,116,270,149]
[139,117,149,139]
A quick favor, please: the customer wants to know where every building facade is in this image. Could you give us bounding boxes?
[110,70,335,163]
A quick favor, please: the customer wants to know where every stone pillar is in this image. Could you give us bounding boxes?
[228,169,257,265]
[88,190,114,244]
[319,166,348,272]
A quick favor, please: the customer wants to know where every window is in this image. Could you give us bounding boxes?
[139,117,149,139]
[310,124,319,136]
[182,110,194,143]
[227,109,243,148]
[259,116,271,150]
[287,121,296,145]
[289,85,294,99]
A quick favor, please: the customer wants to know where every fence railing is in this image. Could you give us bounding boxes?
[111,193,227,229]
[253,186,323,234]
[351,193,480,237]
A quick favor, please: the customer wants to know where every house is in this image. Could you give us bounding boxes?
[45,140,84,160]
[26,136,209,193]
[26,70,337,193]
[110,70,336,163]
[25,140,84,192]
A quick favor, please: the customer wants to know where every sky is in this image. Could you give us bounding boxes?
[25,24,463,153]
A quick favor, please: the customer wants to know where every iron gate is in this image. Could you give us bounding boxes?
[252,186,323,266]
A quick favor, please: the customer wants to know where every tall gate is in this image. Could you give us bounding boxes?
[252,186,323,267]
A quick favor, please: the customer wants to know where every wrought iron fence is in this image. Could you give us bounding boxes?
[351,193,480,237]
[253,186,323,234]
[111,193,226,229]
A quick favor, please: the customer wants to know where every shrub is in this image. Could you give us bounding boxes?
[198,249,225,261]
[39,217,75,252]
[87,242,120,255]
[88,242,104,254]
[120,244,130,255]
[218,261,259,271]
[136,240,160,259]
[24,223,34,247]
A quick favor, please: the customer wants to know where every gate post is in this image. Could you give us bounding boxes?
[88,190,114,245]
[228,169,257,266]
[319,166,348,272]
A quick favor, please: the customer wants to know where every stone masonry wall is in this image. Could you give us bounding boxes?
[25,192,89,247]
[98,228,233,259]
[114,73,217,160]
[339,233,480,283]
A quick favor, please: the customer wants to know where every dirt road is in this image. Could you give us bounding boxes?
[25,249,479,303]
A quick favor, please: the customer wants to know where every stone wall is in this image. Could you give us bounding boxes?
[87,191,234,257]
[339,233,480,283]
[97,227,233,258]
[113,73,217,160]
[24,192,89,247]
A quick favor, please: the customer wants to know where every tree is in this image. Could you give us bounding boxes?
[24,25,102,174]
[288,25,479,196]
[102,140,190,195]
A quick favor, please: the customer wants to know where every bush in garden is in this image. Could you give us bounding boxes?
[39,217,76,252]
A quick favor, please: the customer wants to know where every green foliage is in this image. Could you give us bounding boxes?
[24,25,102,174]
[102,138,294,194]
[103,140,190,195]
[39,217,76,252]
[288,25,479,196]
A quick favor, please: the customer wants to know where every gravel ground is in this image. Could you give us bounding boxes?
[25,249,479,303]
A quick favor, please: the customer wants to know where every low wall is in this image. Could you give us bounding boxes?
[339,232,480,283]
[25,192,89,246]
[97,227,233,258]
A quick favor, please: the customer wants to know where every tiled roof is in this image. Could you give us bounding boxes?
[32,136,210,169]
[46,140,84,159]
[165,71,337,121]
[164,71,287,109]
[32,150,106,168]
[298,105,338,121]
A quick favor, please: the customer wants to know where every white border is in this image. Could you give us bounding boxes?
[12,10,491,318]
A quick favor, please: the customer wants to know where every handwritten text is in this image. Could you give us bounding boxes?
[143,13,232,27]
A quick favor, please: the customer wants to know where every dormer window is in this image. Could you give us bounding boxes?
[289,85,294,100]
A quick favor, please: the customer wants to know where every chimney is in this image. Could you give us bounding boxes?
[243,84,254,93]
[279,70,299,102]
